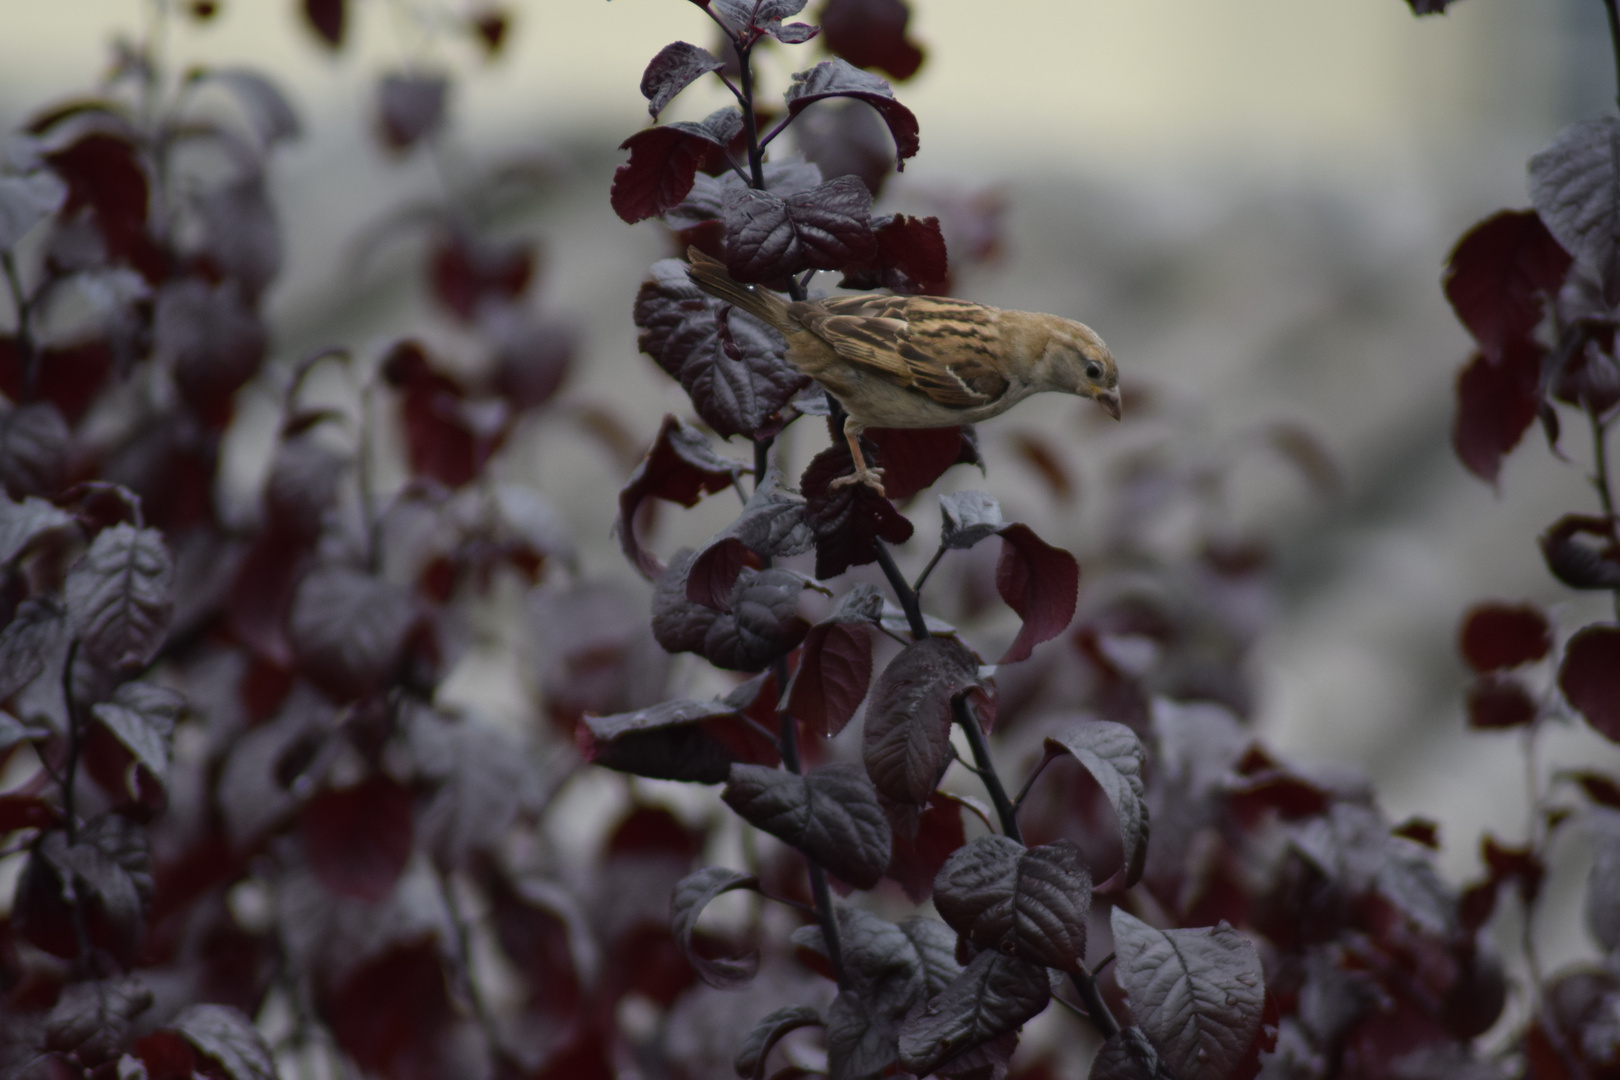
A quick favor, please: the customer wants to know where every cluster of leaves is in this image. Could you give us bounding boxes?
[0,3,696,1079]
[584,3,1526,1079]
[1417,0,1620,1073]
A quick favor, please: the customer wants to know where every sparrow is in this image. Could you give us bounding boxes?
[686,248,1121,495]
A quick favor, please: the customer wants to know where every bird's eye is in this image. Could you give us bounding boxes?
[1085,361,1104,381]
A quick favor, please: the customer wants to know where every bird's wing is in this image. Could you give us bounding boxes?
[800,296,1010,408]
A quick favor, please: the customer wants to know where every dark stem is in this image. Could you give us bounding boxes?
[1605,0,1620,112]
[436,868,506,1068]
[1010,751,1057,818]
[1589,412,1620,620]
[953,696,1020,843]
[911,543,948,597]
[755,436,773,488]
[1,253,36,400]
[873,541,928,640]
[1068,970,1122,1040]
[734,40,767,191]
[60,640,82,846]
[758,114,794,151]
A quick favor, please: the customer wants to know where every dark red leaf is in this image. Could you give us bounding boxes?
[1465,674,1538,730]
[863,636,978,808]
[1571,771,1620,809]
[839,213,949,294]
[1539,514,1620,590]
[995,523,1079,664]
[45,133,162,279]
[864,425,977,501]
[0,338,112,425]
[301,775,414,903]
[801,442,914,579]
[1482,833,1545,906]
[325,940,453,1076]
[819,0,925,80]
[607,803,706,861]
[0,793,60,831]
[579,698,779,783]
[1393,817,1442,848]
[377,72,448,151]
[470,8,508,55]
[885,791,966,902]
[1559,624,1620,741]
[1406,0,1459,12]
[784,59,920,168]
[785,620,873,736]
[615,415,743,579]
[382,340,507,488]
[641,41,724,119]
[491,317,573,410]
[611,109,742,224]
[1453,348,1539,483]
[723,175,876,283]
[303,0,345,46]
[1458,602,1553,671]
[1443,210,1571,361]
[793,99,897,197]
[427,231,534,321]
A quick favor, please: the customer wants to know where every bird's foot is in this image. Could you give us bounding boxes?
[830,466,886,497]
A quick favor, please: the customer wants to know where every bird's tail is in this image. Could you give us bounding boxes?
[686,247,793,333]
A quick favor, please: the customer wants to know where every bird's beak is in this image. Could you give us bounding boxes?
[1095,388,1122,421]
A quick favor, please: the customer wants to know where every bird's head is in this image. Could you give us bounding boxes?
[1038,320,1121,420]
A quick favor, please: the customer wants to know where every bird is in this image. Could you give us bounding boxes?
[685,247,1121,496]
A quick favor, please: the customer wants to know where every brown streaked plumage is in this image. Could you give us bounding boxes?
[686,247,1121,495]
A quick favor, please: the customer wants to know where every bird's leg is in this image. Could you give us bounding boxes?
[830,417,886,496]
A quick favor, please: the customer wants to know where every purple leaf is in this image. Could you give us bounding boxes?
[1530,118,1620,304]
[1110,909,1265,1080]
[793,99,896,197]
[631,260,806,438]
[801,442,915,579]
[0,401,70,497]
[995,523,1079,664]
[0,171,67,250]
[579,697,779,783]
[641,42,724,119]
[1458,602,1552,672]
[65,523,174,671]
[1039,721,1149,889]
[735,1006,823,1080]
[0,598,64,702]
[1539,514,1620,590]
[723,762,891,887]
[1560,625,1620,742]
[784,59,920,168]
[286,565,416,701]
[820,0,926,80]
[192,67,302,147]
[90,680,183,788]
[800,907,929,1077]
[896,950,1050,1077]
[840,213,950,294]
[611,108,743,224]
[170,1005,276,1080]
[712,0,809,31]
[722,174,876,282]
[1443,210,1570,362]
[194,174,283,301]
[0,490,74,564]
[864,425,979,502]
[408,708,530,870]
[768,21,819,44]
[1088,1029,1173,1080]
[154,277,268,424]
[652,548,810,671]
[863,636,978,808]
[377,72,448,152]
[614,414,743,579]
[784,619,873,736]
[670,865,763,989]
[41,978,152,1069]
[933,835,1090,972]
[938,490,1004,550]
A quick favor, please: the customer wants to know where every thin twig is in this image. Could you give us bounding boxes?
[954,696,1020,843]
[436,868,506,1068]
[873,541,928,641]
[911,543,948,598]
[1605,0,1620,112]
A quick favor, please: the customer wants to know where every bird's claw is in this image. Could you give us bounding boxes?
[830,467,886,497]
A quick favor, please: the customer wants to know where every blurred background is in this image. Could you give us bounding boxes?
[5,0,1619,971]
